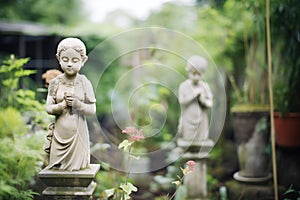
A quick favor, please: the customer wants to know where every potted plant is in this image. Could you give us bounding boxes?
[225,1,271,181]
[271,2,300,148]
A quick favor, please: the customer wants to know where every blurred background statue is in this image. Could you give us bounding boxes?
[178,55,213,143]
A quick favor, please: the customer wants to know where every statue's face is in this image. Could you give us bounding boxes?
[188,69,201,85]
[59,48,83,77]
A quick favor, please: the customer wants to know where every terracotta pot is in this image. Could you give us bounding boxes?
[232,111,271,178]
[274,112,300,147]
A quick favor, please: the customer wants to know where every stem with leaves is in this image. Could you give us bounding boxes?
[167,160,196,200]
[100,127,144,200]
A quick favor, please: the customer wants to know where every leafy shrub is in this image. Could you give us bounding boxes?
[0,107,27,139]
[0,108,45,200]
[0,55,35,109]
[0,56,49,199]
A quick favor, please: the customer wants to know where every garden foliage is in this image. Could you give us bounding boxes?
[0,56,48,199]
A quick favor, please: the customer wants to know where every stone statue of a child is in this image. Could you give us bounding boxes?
[45,37,96,171]
[178,55,213,143]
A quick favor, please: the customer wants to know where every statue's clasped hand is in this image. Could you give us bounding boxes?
[64,92,82,114]
[193,86,203,97]
[64,92,74,106]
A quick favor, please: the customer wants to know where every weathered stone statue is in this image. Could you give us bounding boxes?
[177,55,214,199]
[178,55,213,143]
[45,37,96,171]
[39,38,99,200]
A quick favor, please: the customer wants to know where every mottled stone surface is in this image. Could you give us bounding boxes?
[177,139,214,200]
[177,56,214,200]
[42,181,96,200]
[178,55,213,144]
[184,161,208,200]
[39,164,100,200]
[45,37,96,171]
[232,111,270,179]
[39,164,100,187]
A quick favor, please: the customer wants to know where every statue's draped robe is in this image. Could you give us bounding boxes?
[46,74,96,171]
[178,79,213,142]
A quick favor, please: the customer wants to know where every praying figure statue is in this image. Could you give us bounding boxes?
[178,55,213,143]
[45,37,96,171]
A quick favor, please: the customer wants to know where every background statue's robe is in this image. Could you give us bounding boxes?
[178,79,213,142]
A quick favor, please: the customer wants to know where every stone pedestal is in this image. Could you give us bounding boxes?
[39,164,100,200]
[178,139,214,200]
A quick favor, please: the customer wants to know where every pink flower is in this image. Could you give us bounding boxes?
[129,129,145,142]
[186,160,196,171]
[121,127,145,142]
[122,127,138,135]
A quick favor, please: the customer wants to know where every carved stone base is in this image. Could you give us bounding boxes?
[39,164,100,200]
[42,181,96,200]
[177,138,214,154]
[177,138,214,200]
[184,160,208,199]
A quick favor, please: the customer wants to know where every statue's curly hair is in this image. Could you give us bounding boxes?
[186,55,208,73]
[56,37,86,59]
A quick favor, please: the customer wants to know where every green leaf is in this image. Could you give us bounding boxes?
[15,69,36,77]
[120,182,138,195]
[100,188,115,199]
[283,185,295,195]
[118,140,133,152]
[123,193,131,200]
[0,107,27,138]
[2,56,30,71]
[172,180,181,187]
[0,65,11,73]
[105,188,115,197]
[256,117,267,132]
[2,79,18,89]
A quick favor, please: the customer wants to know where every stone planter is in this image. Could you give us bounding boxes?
[232,110,271,182]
